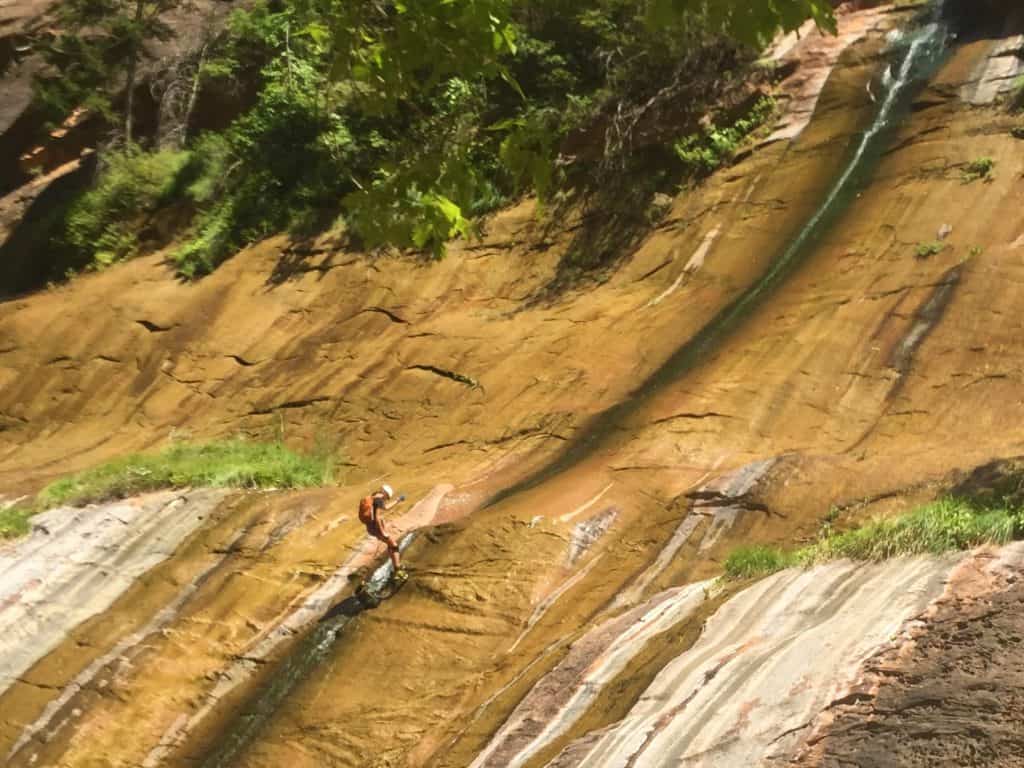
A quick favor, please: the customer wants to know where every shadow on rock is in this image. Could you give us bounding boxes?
[320,595,365,622]
[950,456,1024,506]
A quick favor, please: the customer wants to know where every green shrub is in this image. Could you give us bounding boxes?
[39,439,337,509]
[673,97,776,177]
[172,52,362,275]
[961,157,995,183]
[723,497,1023,581]
[64,148,190,268]
[177,132,233,205]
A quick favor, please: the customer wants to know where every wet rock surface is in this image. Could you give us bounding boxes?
[0,490,227,696]
[469,582,713,768]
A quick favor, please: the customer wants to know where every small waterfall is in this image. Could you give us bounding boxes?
[704,0,951,339]
[486,1,953,506]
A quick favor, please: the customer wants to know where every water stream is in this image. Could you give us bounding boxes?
[196,540,411,768]
[488,1,952,507]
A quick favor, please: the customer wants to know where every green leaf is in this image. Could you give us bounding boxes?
[302,21,330,46]
[501,25,517,55]
[432,194,462,225]
[411,219,433,248]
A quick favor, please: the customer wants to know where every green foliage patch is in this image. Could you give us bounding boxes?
[20,439,331,516]
[961,156,995,183]
[63,148,189,270]
[723,497,1024,581]
[646,0,836,48]
[673,96,776,176]
[33,0,837,279]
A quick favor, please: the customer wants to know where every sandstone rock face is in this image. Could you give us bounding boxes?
[0,490,227,699]
[2,2,1024,767]
[543,545,1024,767]
[791,547,1024,768]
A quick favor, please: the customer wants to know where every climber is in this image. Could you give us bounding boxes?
[358,484,407,580]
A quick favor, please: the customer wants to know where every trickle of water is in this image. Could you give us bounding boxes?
[486,0,953,505]
[882,66,895,91]
[197,534,415,768]
[886,28,906,45]
[715,1,950,328]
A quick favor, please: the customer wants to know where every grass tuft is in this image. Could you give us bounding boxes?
[0,501,35,539]
[723,545,797,580]
[37,439,336,511]
[2,438,335,539]
[723,497,1023,581]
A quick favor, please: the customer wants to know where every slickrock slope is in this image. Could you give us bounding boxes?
[0,490,227,696]
[791,549,1024,768]
[1,2,1024,767]
[542,545,1024,768]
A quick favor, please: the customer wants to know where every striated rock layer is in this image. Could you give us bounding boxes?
[543,544,1024,767]
[0,490,227,698]
[791,547,1024,768]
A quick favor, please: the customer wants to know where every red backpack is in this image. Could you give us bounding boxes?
[358,495,375,525]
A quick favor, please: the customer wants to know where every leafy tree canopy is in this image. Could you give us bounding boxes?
[35,0,836,277]
[647,0,836,47]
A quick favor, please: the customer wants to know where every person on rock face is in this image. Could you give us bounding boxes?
[359,484,407,580]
